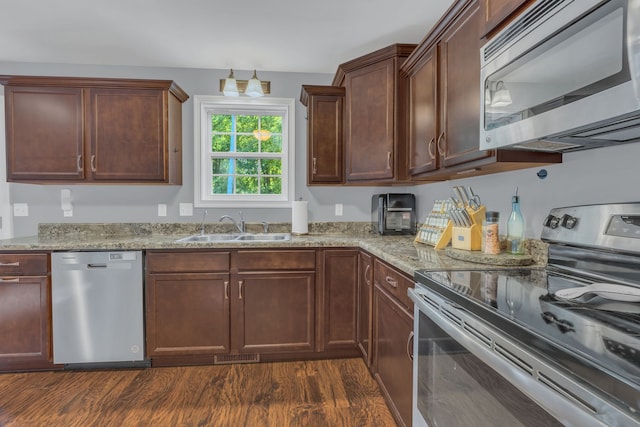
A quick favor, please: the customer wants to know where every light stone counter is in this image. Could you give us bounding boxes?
[0,222,548,278]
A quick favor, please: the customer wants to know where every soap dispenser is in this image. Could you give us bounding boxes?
[506,188,525,254]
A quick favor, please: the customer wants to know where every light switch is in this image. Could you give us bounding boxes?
[335,203,343,216]
[158,204,167,217]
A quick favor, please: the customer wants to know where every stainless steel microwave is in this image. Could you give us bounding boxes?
[480,0,640,152]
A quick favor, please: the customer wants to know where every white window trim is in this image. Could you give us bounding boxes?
[193,95,295,208]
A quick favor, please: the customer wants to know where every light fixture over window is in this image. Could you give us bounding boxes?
[220,69,270,97]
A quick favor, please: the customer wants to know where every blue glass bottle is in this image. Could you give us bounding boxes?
[506,190,525,254]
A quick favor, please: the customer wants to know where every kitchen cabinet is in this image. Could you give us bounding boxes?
[236,250,315,355]
[1,75,188,184]
[146,249,315,365]
[480,0,534,39]
[145,251,231,363]
[300,85,345,185]
[333,44,415,183]
[372,258,414,427]
[318,249,359,353]
[0,253,54,372]
[357,251,373,366]
[402,0,561,181]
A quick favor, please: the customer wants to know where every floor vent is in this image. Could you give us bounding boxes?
[214,353,260,365]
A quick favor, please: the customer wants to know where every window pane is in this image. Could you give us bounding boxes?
[212,176,233,194]
[212,159,232,174]
[237,135,258,152]
[236,115,259,133]
[212,114,233,133]
[261,159,281,175]
[236,176,258,194]
[262,115,282,133]
[261,177,282,195]
[212,134,231,152]
[237,158,258,174]
[262,135,282,153]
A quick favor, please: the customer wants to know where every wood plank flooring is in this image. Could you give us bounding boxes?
[0,358,397,427]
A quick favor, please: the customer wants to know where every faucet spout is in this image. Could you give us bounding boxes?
[200,210,208,235]
[219,212,245,233]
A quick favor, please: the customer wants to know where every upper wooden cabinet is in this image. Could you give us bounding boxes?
[334,44,415,184]
[402,0,561,181]
[1,76,188,184]
[300,85,345,185]
[480,0,534,39]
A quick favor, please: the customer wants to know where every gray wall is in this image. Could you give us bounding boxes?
[2,61,639,239]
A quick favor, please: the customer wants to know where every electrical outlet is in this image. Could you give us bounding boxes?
[179,203,193,216]
[158,204,167,217]
[335,203,343,216]
[13,203,29,217]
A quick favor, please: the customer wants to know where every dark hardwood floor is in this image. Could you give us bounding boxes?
[0,358,396,426]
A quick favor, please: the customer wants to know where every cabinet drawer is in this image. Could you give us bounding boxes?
[0,253,48,276]
[373,259,413,310]
[237,250,316,271]
[146,251,230,273]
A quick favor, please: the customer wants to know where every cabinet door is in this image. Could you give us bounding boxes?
[345,59,395,181]
[307,92,344,184]
[236,272,315,354]
[439,1,491,168]
[408,47,439,177]
[320,249,358,351]
[373,285,414,427]
[88,88,167,181]
[357,251,373,365]
[0,276,51,367]
[145,273,230,357]
[480,0,532,38]
[4,86,84,181]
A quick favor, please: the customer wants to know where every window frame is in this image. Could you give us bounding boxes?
[193,95,295,208]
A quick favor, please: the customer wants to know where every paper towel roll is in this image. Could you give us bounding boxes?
[292,201,308,235]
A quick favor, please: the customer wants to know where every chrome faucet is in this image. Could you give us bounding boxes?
[219,211,245,233]
[200,210,208,235]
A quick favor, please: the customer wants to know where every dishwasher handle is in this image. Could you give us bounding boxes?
[87,263,108,268]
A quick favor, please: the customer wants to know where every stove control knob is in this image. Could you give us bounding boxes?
[544,215,560,229]
[561,214,578,229]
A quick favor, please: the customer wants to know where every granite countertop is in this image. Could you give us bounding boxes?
[0,222,548,277]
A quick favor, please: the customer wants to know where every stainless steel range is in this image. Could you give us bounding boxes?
[409,203,640,427]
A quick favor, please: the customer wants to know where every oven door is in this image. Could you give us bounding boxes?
[408,285,631,427]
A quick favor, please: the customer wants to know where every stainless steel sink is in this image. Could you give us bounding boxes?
[175,233,291,243]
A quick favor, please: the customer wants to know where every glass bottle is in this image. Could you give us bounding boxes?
[506,191,525,254]
[483,211,500,255]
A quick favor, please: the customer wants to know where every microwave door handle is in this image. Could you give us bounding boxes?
[629,0,640,100]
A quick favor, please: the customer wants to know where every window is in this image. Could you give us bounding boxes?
[194,96,295,208]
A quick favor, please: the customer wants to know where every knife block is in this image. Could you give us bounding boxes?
[452,224,482,251]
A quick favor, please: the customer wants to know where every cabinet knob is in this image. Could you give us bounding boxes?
[387,152,392,170]
[224,281,229,300]
[0,277,20,283]
[312,157,317,174]
[0,262,19,267]
[77,155,84,172]
[406,331,414,361]
[239,280,244,299]
[90,155,97,172]
[385,276,398,288]
[364,264,371,286]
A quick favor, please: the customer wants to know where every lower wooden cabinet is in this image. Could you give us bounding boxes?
[357,251,373,366]
[0,253,53,371]
[372,260,414,427]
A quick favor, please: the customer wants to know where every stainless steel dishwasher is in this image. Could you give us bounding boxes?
[52,251,146,367]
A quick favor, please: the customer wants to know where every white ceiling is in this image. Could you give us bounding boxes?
[0,0,455,74]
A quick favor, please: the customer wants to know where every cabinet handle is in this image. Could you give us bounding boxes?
[364,264,371,286]
[407,331,414,361]
[387,152,392,170]
[77,155,84,172]
[385,275,398,288]
[90,155,97,172]
[0,262,19,267]
[239,280,244,299]
[0,277,19,283]
[312,157,317,174]
[427,137,436,159]
[437,132,446,156]
[224,281,229,300]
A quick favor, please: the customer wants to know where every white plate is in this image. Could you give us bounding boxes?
[554,283,640,302]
